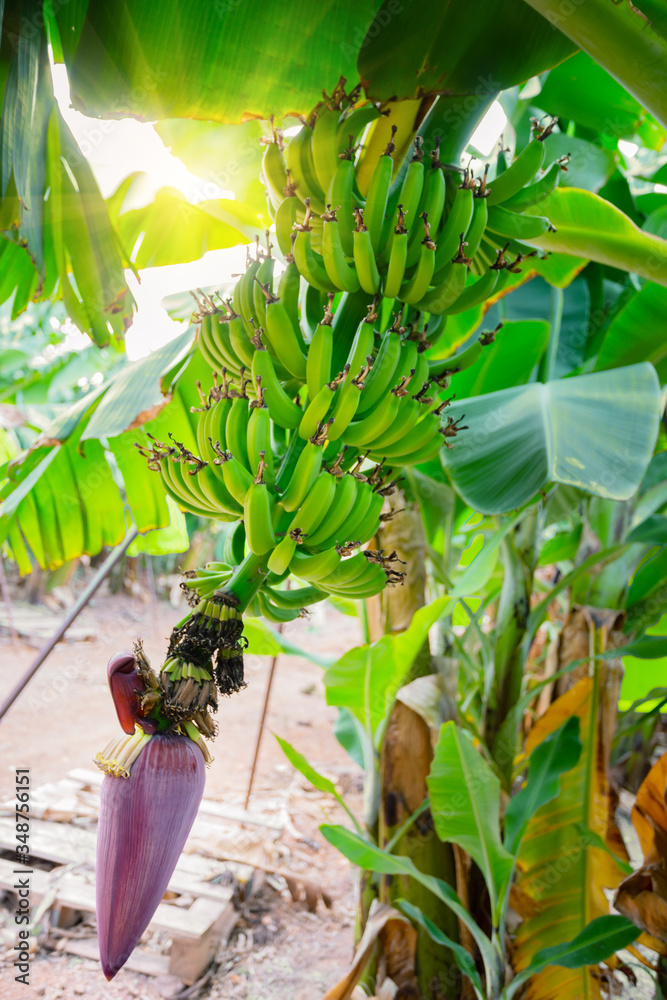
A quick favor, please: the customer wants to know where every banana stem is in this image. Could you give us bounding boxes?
[225,551,266,612]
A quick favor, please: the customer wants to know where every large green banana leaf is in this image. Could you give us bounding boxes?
[0,36,134,340]
[0,330,201,570]
[594,282,667,378]
[519,0,667,128]
[116,187,267,268]
[56,0,575,124]
[427,722,514,919]
[440,363,662,515]
[524,188,667,288]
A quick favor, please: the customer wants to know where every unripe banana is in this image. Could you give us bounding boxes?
[364,126,396,253]
[247,398,275,486]
[486,135,547,206]
[285,124,327,214]
[279,440,324,512]
[292,217,338,294]
[262,291,307,380]
[262,135,289,208]
[322,208,360,293]
[251,346,302,430]
[399,214,436,305]
[312,103,342,194]
[275,196,299,257]
[326,154,357,257]
[244,465,277,556]
[288,471,337,544]
[306,298,334,399]
[289,545,342,582]
[225,393,251,471]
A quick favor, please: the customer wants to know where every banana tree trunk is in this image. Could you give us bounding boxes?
[368,496,459,999]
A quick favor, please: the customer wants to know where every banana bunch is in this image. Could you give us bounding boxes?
[265,101,565,317]
[142,84,568,651]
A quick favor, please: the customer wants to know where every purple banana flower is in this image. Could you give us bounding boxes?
[96,732,205,980]
[107,651,158,735]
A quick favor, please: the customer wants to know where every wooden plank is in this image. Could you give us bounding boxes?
[169,897,237,985]
[61,937,170,978]
[0,817,233,901]
[0,858,233,940]
[67,768,284,829]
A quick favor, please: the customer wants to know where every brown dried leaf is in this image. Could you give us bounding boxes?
[322,901,410,1000]
[631,750,667,864]
[614,865,667,943]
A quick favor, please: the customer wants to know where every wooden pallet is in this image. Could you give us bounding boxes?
[0,767,285,983]
[0,857,235,982]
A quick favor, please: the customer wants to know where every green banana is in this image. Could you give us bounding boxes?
[486,136,547,206]
[244,470,277,556]
[370,395,422,449]
[288,471,337,543]
[326,154,357,257]
[352,215,381,295]
[253,242,275,327]
[304,473,360,549]
[418,260,468,314]
[195,462,244,517]
[279,439,324,512]
[486,204,552,241]
[465,194,489,265]
[502,160,561,213]
[306,300,334,398]
[275,195,299,256]
[383,209,408,300]
[428,327,499,377]
[247,400,275,486]
[312,103,341,194]
[328,378,364,442]
[407,140,446,267]
[432,177,474,267]
[285,123,327,214]
[322,209,360,293]
[356,318,402,416]
[251,345,302,430]
[262,290,307,380]
[317,550,375,589]
[267,531,299,576]
[277,258,305,350]
[336,103,382,157]
[385,141,424,258]
[257,590,303,624]
[443,268,499,315]
[262,135,289,208]
[325,561,387,598]
[364,127,396,253]
[299,379,338,440]
[345,495,384,547]
[225,393,251,470]
[289,544,341,582]
[369,411,440,460]
[399,216,436,305]
[218,452,254,505]
[292,221,338,294]
[263,583,327,610]
[341,387,400,447]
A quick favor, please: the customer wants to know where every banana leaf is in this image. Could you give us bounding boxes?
[524,188,667,288]
[56,0,575,124]
[519,0,667,128]
[512,675,630,999]
[440,363,661,514]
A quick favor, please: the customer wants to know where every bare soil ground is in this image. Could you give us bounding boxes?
[0,587,365,1000]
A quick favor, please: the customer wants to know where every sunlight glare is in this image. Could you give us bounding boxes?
[470,101,508,157]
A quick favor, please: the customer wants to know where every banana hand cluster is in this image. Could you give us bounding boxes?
[144,84,566,637]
